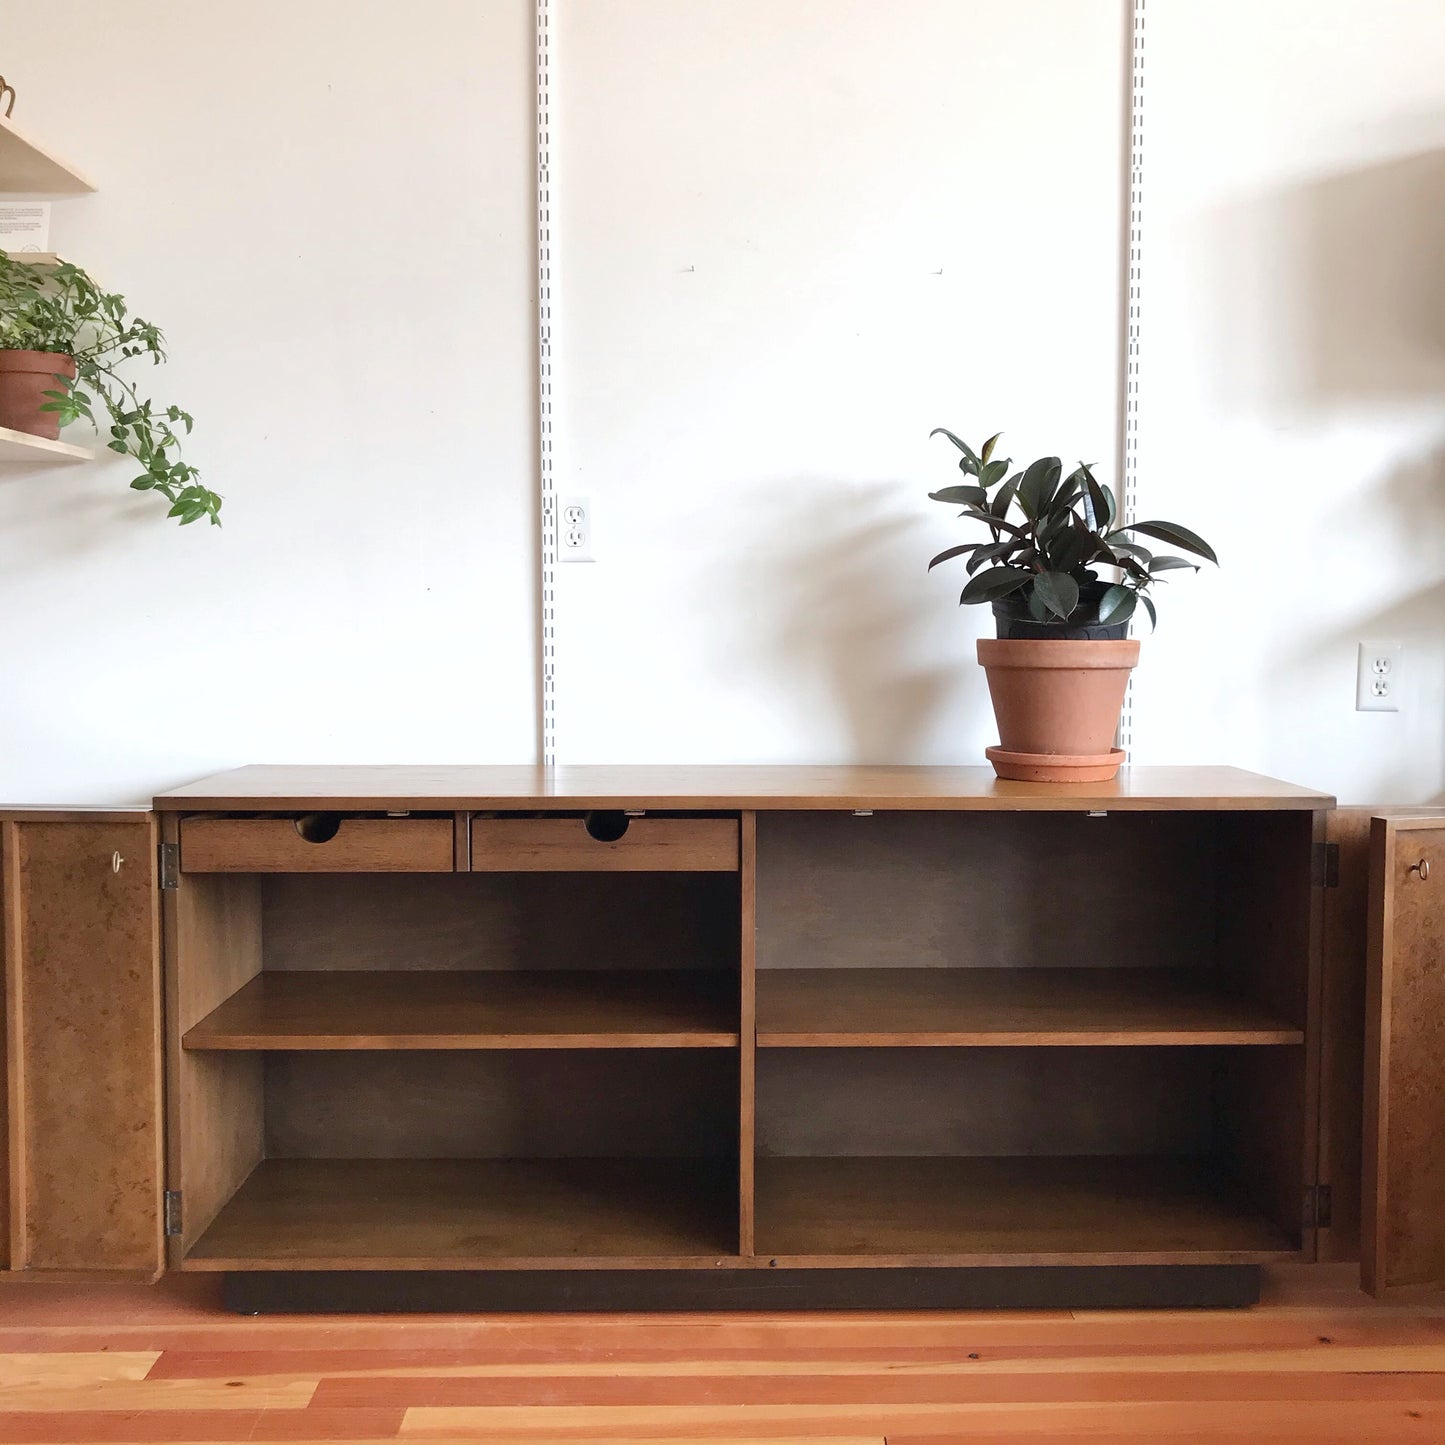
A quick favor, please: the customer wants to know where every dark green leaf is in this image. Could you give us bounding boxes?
[1084,471,1116,531]
[1140,593,1157,632]
[959,566,1033,605]
[978,458,1010,488]
[928,485,987,506]
[929,428,981,471]
[1034,570,1080,620]
[928,543,975,571]
[1016,457,1062,521]
[966,540,1017,573]
[1098,584,1137,625]
[1115,520,1217,563]
[991,478,1017,520]
[957,507,1027,536]
[1048,519,1093,576]
[980,431,1003,464]
[1148,555,1199,574]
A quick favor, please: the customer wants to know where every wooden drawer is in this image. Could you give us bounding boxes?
[180,816,455,873]
[470,816,738,872]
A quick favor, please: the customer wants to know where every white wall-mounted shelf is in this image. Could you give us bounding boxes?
[0,114,95,194]
[0,425,93,464]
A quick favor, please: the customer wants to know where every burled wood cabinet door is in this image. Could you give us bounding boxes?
[3,817,163,1276]
[1363,815,1445,1295]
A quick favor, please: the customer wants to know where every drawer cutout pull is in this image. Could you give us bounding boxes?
[584,810,630,843]
[295,813,343,845]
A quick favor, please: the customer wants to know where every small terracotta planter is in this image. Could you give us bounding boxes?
[0,350,77,440]
[976,638,1140,783]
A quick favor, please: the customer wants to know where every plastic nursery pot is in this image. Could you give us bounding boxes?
[975,638,1140,783]
[0,350,76,440]
[991,580,1129,641]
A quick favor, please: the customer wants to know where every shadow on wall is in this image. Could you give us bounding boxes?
[708,478,994,763]
[1187,141,1445,803]
[1205,144,1445,412]
[0,464,160,578]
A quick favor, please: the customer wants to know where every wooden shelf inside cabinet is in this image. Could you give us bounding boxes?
[0,114,96,192]
[755,968,1304,1048]
[185,1158,737,1270]
[754,1156,1297,1265]
[183,969,740,1050]
[0,425,92,464]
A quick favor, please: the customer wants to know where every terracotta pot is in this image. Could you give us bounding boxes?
[976,638,1140,783]
[0,350,77,440]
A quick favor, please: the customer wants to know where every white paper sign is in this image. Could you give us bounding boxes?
[0,202,52,253]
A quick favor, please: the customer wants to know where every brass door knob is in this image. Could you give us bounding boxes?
[1409,858,1430,881]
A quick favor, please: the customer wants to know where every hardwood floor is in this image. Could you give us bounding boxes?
[0,1267,1441,1441]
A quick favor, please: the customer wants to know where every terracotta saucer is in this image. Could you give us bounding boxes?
[985,745,1126,783]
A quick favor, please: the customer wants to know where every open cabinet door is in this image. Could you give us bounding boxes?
[1363,814,1445,1295]
[2,815,165,1278]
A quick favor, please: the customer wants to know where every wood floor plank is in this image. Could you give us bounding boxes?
[286,1340,1445,1378]
[312,1367,1445,1409]
[0,1377,318,1412]
[134,1338,1417,1379]
[399,1399,1444,1439]
[0,1352,158,1385]
[7,1314,1445,1359]
[0,1409,401,1443]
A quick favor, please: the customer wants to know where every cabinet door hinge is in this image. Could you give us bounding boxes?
[163,1189,183,1237]
[1313,841,1340,888]
[1303,1183,1333,1230]
[158,842,179,891]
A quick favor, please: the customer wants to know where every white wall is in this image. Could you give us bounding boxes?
[550,0,1126,765]
[1131,0,1445,803]
[4,2,1442,805]
[1,0,538,804]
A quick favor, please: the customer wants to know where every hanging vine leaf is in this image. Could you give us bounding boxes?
[0,252,220,526]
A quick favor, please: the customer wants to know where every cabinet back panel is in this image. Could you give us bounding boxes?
[1216,810,1318,1023]
[262,874,738,973]
[757,1047,1219,1158]
[264,1050,738,1159]
[756,812,1219,971]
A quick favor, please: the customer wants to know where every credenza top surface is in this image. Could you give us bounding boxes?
[153,765,1333,813]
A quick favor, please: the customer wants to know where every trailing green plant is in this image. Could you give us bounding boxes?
[926,428,1214,629]
[0,252,220,525]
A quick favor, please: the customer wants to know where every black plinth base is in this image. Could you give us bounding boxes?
[224,1264,1260,1314]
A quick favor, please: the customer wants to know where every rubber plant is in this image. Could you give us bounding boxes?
[0,252,221,525]
[925,429,1217,783]
[926,428,1213,633]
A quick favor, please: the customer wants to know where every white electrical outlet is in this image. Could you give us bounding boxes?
[1356,641,1404,712]
[559,496,593,563]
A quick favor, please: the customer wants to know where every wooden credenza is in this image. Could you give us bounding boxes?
[2,766,1443,1307]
